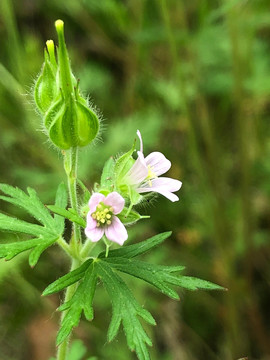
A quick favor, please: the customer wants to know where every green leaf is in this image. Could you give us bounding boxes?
[56,261,97,345]
[0,213,48,237]
[47,205,86,228]
[105,258,185,300]
[44,231,223,359]
[0,236,57,266]
[67,340,87,360]
[0,238,45,260]
[99,231,172,259]
[28,237,57,267]
[0,184,67,265]
[51,340,91,360]
[128,185,142,205]
[100,157,115,190]
[97,260,155,360]
[114,144,135,181]
[56,306,82,346]
[54,183,68,233]
[118,207,147,225]
[0,184,55,231]
[170,276,225,291]
[43,259,92,296]
[54,258,157,358]
[77,179,91,203]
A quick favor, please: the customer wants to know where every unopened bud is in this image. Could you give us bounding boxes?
[34,20,100,150]
[34,40,58,114]
[44,94,99,150]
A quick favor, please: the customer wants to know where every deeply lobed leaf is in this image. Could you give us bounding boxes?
[99,231,172,259]
[96,260,155,360]
[0,213,48,237]
[0,184,55,231]
[43,231,224,359]
[43,259,93,296]
[105,257,185,300]
[47,205,86,228]
[0,183,68,265]
[56,262,97,345]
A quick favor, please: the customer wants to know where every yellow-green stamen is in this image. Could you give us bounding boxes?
[146,165,157,187]
[91,202,114,227]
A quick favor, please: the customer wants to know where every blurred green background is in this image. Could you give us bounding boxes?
[1,0,270,359]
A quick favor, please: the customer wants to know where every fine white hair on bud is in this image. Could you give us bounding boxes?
[33,19,100,150]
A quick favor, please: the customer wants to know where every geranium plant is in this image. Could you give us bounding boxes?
[0,20,224,360]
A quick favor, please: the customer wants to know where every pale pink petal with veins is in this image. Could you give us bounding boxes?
[126,151,148,185]
[144,152,171,176]
[89,192,105,213]
[85,192,128,245]
[85,225,104,242]
[103,191,125,214]
[105,217,128,245]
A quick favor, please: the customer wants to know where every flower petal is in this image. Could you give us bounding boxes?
[136,129,143,153]
[126,151,148,185]
[89,192,106,213]
[144,152,171,176]
[85,225,104,242]
[86,213,97,230]
[139,177,182,192]
[137,177,182,202]
[103,192,125,214]
[105,216,128,245]
[153,190,179,202]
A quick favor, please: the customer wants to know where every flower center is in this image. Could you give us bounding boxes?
[146,165,157,187]
[91,202,114,227]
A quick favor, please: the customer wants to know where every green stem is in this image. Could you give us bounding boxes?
[57,147,82,360]
[57,237,73,258]
[80,239,97,259]
[103,236,111,258]
[56,258,81,360]
[64,147,81,257]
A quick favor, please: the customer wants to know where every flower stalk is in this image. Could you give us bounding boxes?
[57,147,82,360]
[64,147,81,258]
[56,258,81,360]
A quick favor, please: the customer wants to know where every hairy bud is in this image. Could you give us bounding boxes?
[34,40,58,114]
[34,20,99,150]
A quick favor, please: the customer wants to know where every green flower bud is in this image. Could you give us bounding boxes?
[44,94,99,150]
[34,40,58,114]
[34,20,100,150]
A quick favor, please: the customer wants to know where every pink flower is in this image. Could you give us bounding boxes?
[85,192,128,245]
[126,130,182,202]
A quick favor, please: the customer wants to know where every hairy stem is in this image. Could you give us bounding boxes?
[56,258,81,360]
[80,239,97,259]
[57,147,82,360]
[57,237,73,257]
[64,147,81,257]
